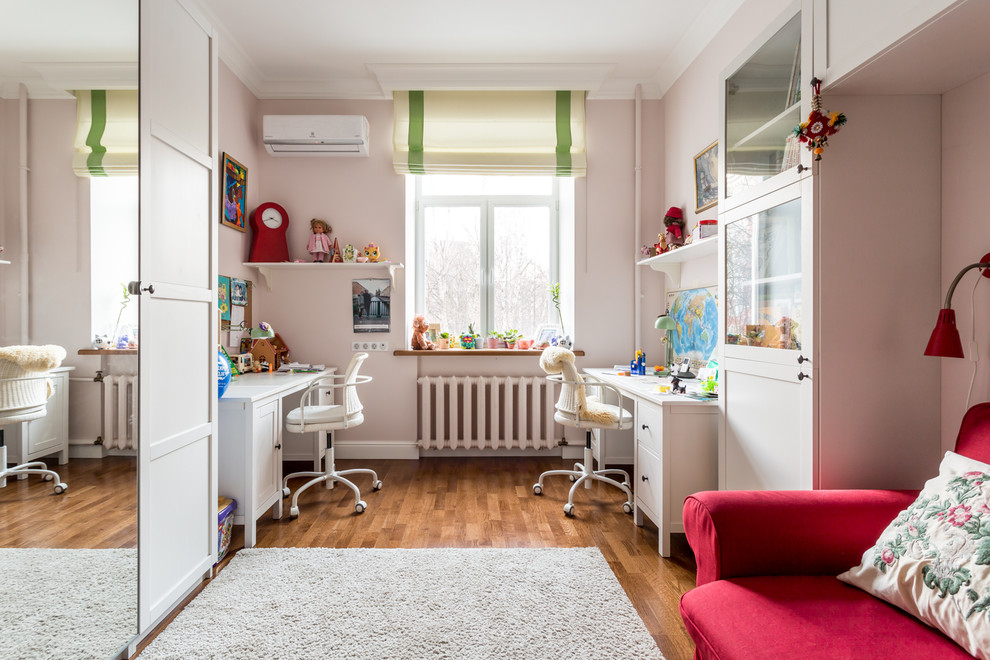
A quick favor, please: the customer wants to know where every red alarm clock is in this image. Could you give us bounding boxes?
[249,202,290,262]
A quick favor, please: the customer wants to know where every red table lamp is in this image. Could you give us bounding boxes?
[924,253,990,358]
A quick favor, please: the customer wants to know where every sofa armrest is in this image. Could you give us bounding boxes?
[684,489,918,586]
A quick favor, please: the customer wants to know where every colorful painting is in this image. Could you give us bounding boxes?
[220,153,247,232]
[218,275,231,322]
[666,286,718,363]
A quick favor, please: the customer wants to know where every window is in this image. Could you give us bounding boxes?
[90,176,138,344]
[413,175,572,340]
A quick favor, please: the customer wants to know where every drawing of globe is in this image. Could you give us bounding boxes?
[670,288,718,361]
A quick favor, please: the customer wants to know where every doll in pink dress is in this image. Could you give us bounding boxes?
[307,218,332,262]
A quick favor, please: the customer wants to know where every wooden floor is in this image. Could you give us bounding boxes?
[2,455,699,659]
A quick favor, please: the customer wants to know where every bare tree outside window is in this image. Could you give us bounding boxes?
[418,177,559,340]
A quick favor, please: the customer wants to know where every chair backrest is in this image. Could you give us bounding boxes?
[539,346,586,417]
[955,402,990,464]
[341,352,368,416]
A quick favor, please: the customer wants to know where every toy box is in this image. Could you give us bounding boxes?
[217,496,236,563]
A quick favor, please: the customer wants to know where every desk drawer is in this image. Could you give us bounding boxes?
[636,401,662,455]
[636,443,661,524]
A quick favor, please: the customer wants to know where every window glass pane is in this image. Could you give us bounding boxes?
[90,176,139,343]
[421,175,485,196]
[423,206,481,335]
[493,206,552,338]
[724,198,802,349]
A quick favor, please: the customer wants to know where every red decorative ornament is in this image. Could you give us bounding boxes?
[793,78,847,161]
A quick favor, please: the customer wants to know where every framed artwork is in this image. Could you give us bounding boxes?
[694,141,718,212]
[535,325,560,346]
[218,275,231,322]
[221,153,248,232]
[352,278,390,333]
[230,278,248,306]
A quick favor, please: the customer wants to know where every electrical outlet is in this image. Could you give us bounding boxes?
[351,341,388,352]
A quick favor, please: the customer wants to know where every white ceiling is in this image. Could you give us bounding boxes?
[1,0,745,100]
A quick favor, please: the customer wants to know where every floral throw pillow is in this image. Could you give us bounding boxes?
[839,451,990,658]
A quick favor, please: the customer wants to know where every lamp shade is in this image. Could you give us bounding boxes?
[924,309,965,358]
[655,315,676,331]
[250,321,275,340]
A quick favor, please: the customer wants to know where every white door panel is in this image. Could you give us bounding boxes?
[138,0,217,634]
[146,140,211,286]
[721,357,815,490]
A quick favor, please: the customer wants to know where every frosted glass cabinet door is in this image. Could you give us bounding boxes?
[724,196,802,353]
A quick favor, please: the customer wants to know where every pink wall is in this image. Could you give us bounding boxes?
[940,70,990,449]
[217,63,663,452]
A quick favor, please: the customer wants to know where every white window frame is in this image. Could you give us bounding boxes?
[413,176,561,337]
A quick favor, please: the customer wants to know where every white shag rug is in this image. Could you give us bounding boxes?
[0,548,137,660]
[141,547,664,660]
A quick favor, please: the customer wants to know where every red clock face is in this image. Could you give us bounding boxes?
[249,202,290,262]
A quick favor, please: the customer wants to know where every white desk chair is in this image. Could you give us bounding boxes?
[281,353,382,517]
[0,345,68,494]
[533,346,633,516]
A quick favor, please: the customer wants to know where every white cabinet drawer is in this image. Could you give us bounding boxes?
[636,400,662,455]
[635,443,661,524]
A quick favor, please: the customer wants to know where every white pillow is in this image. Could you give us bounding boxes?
[839,451,990,659]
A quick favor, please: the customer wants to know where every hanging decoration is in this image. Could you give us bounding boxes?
[793,77,847,161]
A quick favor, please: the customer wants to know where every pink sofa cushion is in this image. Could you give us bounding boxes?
[680,576,972,660]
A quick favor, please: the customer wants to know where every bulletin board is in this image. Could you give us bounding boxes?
[218,276,253,350]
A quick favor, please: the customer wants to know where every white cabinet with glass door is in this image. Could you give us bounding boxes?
[717,1,943,491]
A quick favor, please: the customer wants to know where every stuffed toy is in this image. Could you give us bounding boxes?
[663,206,685,248]
[654,232,669,255]
[364,243,383,263]
[539,345,616,425]
[411,315,436,350]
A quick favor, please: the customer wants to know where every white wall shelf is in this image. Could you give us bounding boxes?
[244,261,404,290]
[636,236,716,288]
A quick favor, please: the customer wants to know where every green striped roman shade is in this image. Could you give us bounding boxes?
[73,90,138,177]
[393,90,586,176]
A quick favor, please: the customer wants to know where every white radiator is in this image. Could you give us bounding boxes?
[417,376,558,450]
[102,375,137,450]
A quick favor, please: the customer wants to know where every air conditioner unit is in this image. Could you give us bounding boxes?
[262,115,369,157]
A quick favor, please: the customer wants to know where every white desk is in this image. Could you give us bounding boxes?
[218,369,334,547]
[584,368,718,557]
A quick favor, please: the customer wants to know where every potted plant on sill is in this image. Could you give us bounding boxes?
[503,329,520,349]
[486,331,502,349]
[438,332,451,349]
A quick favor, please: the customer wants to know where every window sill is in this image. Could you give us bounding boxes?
[393,348,584,357]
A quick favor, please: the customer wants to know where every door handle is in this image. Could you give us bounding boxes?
[641,475,649,482]
[641,424,649,430]
[797,354,808,364]
[274,443,282,450]
[798,372,810,381]
[127,281,155,295]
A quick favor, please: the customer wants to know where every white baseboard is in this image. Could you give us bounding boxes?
[68,443,137,459]
[421,447,565,458]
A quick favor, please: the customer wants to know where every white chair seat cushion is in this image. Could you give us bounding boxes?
[554,403,632,430]
[285,404,364,432]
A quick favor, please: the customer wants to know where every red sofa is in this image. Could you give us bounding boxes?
[679,403,990,660]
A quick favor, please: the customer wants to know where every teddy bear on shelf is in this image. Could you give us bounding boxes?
[654,232,669,255]
[663,206,685,248]
[411,315,437,350]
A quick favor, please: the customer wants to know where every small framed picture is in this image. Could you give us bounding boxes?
[535,325,559,346]
[694,141,718,212]
[230,278,248,306]
[220,153,248,232]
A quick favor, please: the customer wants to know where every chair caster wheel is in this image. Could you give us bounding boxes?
[43,474,53,482]
[289,506,300,518]
[563,503,575,517]
[53,483,67,495]
[532,483,543,495]
[372,480,383,491]
[622,502,633,514]
[282,487,290,498]
[355,501,367,514]
[568,475,577,482]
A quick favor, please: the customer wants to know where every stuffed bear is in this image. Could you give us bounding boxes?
[663,206,685,248]
[411,315,436,350]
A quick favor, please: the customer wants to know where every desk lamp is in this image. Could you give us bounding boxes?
[250,321,275,341]
[655,313,677,370]
[924,253,990,358]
